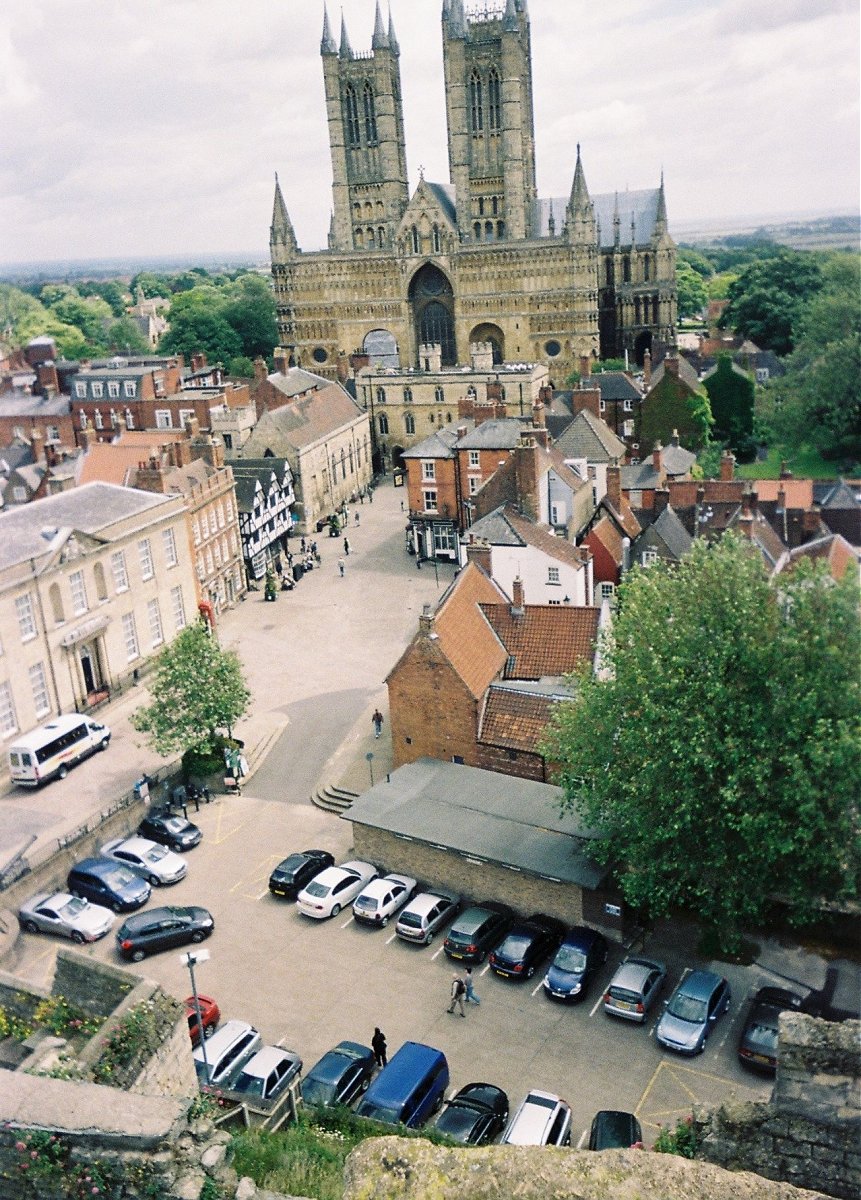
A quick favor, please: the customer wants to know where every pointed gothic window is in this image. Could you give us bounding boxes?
[411,225,420,254]
[432,224,441,254]
[469,71,483,134]
[345,85,361,148]
[644,254,651,281]
[488,68,501,131]
[378,226,385,248]
[497,220,505,239]
[363,82,378,144]
[405,413,415,435]
[473,222,481,241]
[623,255,631,283]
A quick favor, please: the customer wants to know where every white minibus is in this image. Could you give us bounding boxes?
[8,714,112,787]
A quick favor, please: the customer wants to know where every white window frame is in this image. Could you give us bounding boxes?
[171,585,187,631]
[108,380,120,398]
[122,612,140,661]
[201,511,210,539]
[94,410,103,430]
[75,382,87,399]
[623,398,633,412]
[641,549,658,567]
[468,476,479,496]
[599,581,616,602]
[468,450,480,469]
[92,381,104,398]
[46,424,60,441]
[111,550,129,593]
[29,661,50,717]
[147,598,164,647]
[162,527,178,567]
[547,566,560,585]
[155,409,172,429]
[421,460,436,481]
[16,593,36,641]
[69,569,88,615]
[124,380,137,398]
[138,538,154,581]
[125,408,135,429]
[0,682,17,736]
[423,490,438,512]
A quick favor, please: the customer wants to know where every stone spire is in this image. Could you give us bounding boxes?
[568,143,591,214]
[372,2,389,49]
[566,144,596,245]
[655,170,668,231]
[504,0,519,32]
[388,6,400,55]
[339,13,353,59]
[320,4,337,55]
[270,174,297,254]
[447,0,467,38]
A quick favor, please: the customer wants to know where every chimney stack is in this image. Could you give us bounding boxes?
[779,460,793,480]
[653,487,670,515]
[605,463,622,511]
[579,354,592,379]
[652,441,663,475]
[273,347,290,375]
[470,342,494,371]
[515,433,540,522]
[664,354,679,377]
[35,362,59,394]
[253,357,268,383]
[719,449,735,481]
[643,347,652,388]
[465,541,492,576]
[511,577,525,615]
[572,386,601,419]
[418,603,435,635]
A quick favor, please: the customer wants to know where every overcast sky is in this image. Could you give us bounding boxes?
[1,0,858,265]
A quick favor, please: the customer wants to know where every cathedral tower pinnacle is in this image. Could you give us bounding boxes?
[321,5,336,56]
[270,173,297,262]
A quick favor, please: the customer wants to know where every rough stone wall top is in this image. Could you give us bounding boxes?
[775,1013,860,1118]
[342,1138,828,1200]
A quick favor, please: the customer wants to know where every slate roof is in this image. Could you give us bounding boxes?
[554,409,626,463]
[0,482,173,571]
[644,504,693,561]
[425,181,457,225]
[727,507,788,569]
[264,366,328,398]
[649,356,701,391]
[0,443,36,473]
[815,481,860,509]
[593,372,641,402]
[239,381,366,454]
[455,419,525,450]
[463,504,589,569]
[479,687,560,753]
[0,392,71,417]
[401,427,461,460]
[478,603,600,679]
[345,758,607,889]
[532,188,662,251]
[231,459,292,513]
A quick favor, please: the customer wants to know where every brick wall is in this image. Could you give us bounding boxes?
[474,741,546,782]
[388,644,481,770]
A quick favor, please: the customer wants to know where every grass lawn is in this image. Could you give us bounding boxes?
[736,445,842,480]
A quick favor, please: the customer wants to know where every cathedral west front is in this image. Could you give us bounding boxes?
[270,0,677,385]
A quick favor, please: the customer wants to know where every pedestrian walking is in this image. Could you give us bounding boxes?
[371,1027,387,1067]
[368,488,373,504]
[372,709,384,738]
[300,537,306,553]
[464,967,480,1005]
[338,558,345,577]
[355,511,360,526]
[344,537,351,556]
[447,973,467,1017]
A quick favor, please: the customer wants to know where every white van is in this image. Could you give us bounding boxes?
[8,715,112,787]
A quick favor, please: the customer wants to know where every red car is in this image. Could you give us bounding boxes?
[185,994,220,1045]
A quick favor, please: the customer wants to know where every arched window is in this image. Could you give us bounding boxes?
[409,263,456,365]
[349,447,354,473]
[491,196,498,215]
[367,227,376,249]
[403,387,413,403]
[473,222,481,241]
[434,386,444,403]
[496,220,504,240]
[376,386,386,404]
[405,413,415,435]
[623,255,631,283]
[378,413,389,435]
[432,224,441,254]
[345,85,360,148]
[355,228,364,247]
[411,225,419,254]
[485,221,494,240]
[469,71,483,133]
[378,226,385,249]
[605,258,614,286]
[644,254,651,281]
[488,68,501,131]
[363,82,377,144]
[634,297,641,325]
[340,449,346,480]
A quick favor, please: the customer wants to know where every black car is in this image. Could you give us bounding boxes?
[489,914,566,980]
[588,1110,642,1150]
[738,986,805,1073]
[443,902,514,964]
[302,1041,376,1108]
[116,905,214,961]
[543,925,609,1002]
[137,811,202,852]
[434,1083,509,1145]
[268,849,335,899]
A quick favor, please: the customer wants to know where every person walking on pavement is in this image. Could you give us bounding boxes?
[464,966,480,1005]
[344,536,351,556]
[355,511,360,526]
[338,558,345,577]
[447,973,467,1017]
[372,709,384,738]
[371,1027,387,1067]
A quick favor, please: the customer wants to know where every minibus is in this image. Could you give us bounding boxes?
[355,1042,449,1128]
[8,715,111,787]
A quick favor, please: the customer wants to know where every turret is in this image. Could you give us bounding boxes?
[504,0,519,33]
[339,14,353,60]
[270,174,297,261]
[320,4,337,56]
[372,2,389,50]
[388,8,400,56]
[565,144,596,247]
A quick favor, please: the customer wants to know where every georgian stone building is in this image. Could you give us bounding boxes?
[270,1,676,386]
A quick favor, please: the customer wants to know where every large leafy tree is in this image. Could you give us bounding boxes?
[131,622,250,758]
[544,536,860,951]
[676,260,708,320]
[720,249,823,355]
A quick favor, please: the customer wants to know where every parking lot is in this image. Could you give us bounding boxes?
[7,787,776,1148]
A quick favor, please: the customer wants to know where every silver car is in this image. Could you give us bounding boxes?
[100,835,188,886]
[19,891,114,943]
[502,1090,572,1146]
[603,956,667,1023]
[395,889,461,946]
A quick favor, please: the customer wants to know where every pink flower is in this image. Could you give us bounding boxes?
[31,1150,38,1158]
[15,1141,26,1151]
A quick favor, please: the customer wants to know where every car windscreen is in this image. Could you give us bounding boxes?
[554,946,587,972]
[144,844,169,863]
[106,867,137,888]
[354,895,378,910]
[162,817,187,834]
[60,897,88,918]
[667,993,708,1023]
[233,1072,266,1097]
[302,1077,337,1106]
[608,986,641,1003]
[357,1102,399,1125]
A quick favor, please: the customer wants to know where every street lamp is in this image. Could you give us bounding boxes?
[180,947,211,1085]
[366,751,375,787]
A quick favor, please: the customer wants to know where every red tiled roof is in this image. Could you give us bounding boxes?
[433,561,509,698]
[478,688,558,752]
[589,514,624,562]
[78,444,150,486]
[478,603,600,679]
[754,479,814,508]
[783,534,858,582]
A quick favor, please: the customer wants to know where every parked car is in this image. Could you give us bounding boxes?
[603,957,667,1023]
[295,860,377,919]
[434,1083,509,1145]
[268,849,335,899]
[185,994,221,1046]
[100,836,187,886]
[352,873,417,928]
[443,902,514,965]
[231,1045,303,1103]
[116,905,214,961]
[543,925,609,1003]
[137,811,202,852]
[588,1110,643,1150]
[19,891,114,944]
[67,857,151,913]
[502,1090,572,1146]
[302,1041,376,1108]
[738,987,804,1073]
[395,890,461,946]
[656,969,731,1054]
[489,913,565,980]
[194,1019,260,1089]
[356,1042,449,1128]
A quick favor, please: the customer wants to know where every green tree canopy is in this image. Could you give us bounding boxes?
[131,622,251,758]
[543,536,860,951]
[676,260,708,320]
[720,249,823,354]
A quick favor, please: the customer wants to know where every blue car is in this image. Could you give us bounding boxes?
[656,970,731,1054]
[543,926,608,1002]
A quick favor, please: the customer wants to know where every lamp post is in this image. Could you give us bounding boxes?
[180,947,211,1084]
[366,751,375,787]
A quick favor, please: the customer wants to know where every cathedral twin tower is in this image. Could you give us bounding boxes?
[270,0,677,382]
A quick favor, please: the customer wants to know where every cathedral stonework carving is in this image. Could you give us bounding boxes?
[270,0,676,381]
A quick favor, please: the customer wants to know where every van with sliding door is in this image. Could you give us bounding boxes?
[355,1042,449,1129]
[8,715,111,787]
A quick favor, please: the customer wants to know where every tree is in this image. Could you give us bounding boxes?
[106,316,150,356]
[720,250,823,354]
[159,288,242,364]
[223,274,278,360]
[131,622,251,759]
[675,260,708,320]
[703,353,755,458]
[543,536,860,951]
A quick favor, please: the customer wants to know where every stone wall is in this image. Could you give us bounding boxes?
[53,946,136,1019]
[694,1014,860,1200]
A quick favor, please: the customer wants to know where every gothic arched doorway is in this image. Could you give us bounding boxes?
[409,264,456,366]
[468,322,505,364]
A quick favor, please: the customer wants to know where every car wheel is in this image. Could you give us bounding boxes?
[331,904,341,918]
[172,843,182,853]
[131,949,146,962]
[148,875,160,887]
[71,931,86,945]
[360,1076,370,1092]
[23,919,39,934]
[424,931,434,945]
[203,1024,215,1039]
[99,738,110,751]
[58,764,68,780]
[190,930,205,943]
[380,916,389,928]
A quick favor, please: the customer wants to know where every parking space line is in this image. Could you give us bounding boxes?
[386,931,398,944]
[633,1060,663,1119]
[576,1127,588,1149]
[589,994,603,1017]
[530,980,543,997]
[431,945,445,960]
[479,963,490,976]
[340,915,354,929]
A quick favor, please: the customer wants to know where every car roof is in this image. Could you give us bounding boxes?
[338,860,374,874]
[105,836,157,855]
[402,890,457,914]
[611,957,663,987]
[120,905,193,930]
[677,969,724,999]
[361,874,415,895]
[239,1045,299,1077]
[561,925,603,948]
[507,1090,564,1140]
[364,1042,445,1101]
[193,1019,256,1062]
[26,891,73,908]
[73,856,132,876]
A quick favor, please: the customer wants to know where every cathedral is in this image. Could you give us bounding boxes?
[270,0,677,384]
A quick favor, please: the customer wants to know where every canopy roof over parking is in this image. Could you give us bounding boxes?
[345,759,606,889]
